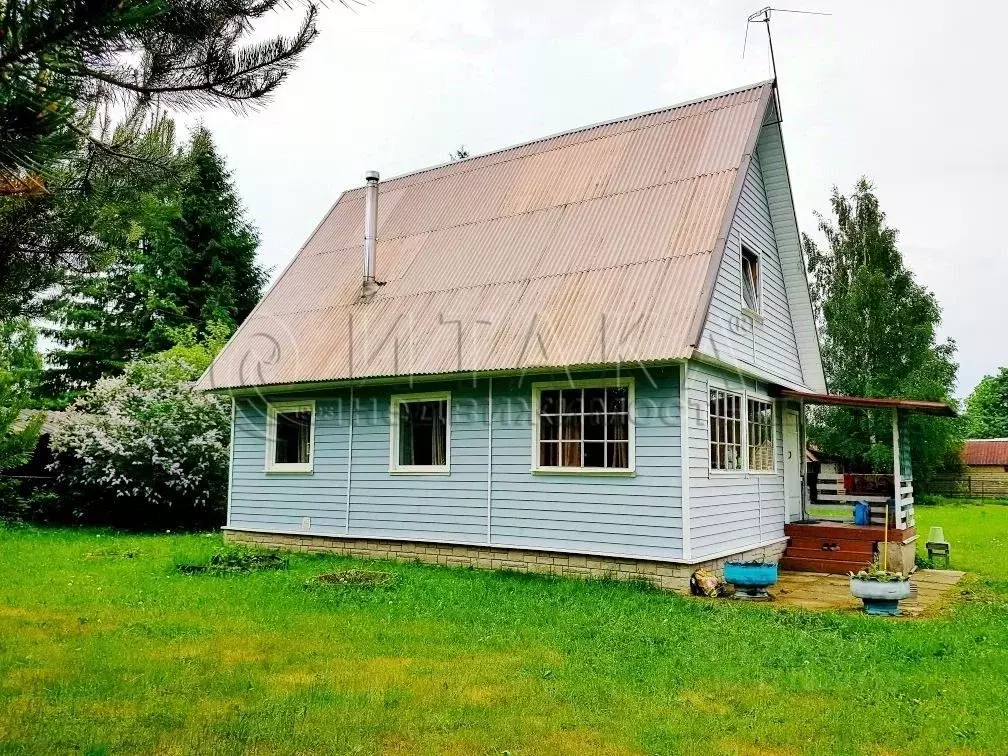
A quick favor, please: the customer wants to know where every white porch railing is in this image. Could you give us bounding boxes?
[814,473,915,529]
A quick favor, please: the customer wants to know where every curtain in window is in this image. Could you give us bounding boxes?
[298,418,310,463]
[562,398,581,466]
[399,404,414,465]
[431,404,446,466]
[610,411,628,468]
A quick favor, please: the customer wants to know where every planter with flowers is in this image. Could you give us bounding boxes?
[849,560,911,616]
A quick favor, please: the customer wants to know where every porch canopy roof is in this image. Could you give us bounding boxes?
[774,389,957,417]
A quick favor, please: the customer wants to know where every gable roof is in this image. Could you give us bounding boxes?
[199,81,780,391]
[962,439,1008,466]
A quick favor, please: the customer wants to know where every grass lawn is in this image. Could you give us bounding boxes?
[1,501,1007,755]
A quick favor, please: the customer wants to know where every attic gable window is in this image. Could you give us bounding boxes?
[533,379,635,474]
[266,401,315,474]
[390,392,450,473]
[741,243,761,314]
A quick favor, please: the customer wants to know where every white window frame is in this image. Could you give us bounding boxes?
[389,391,452,475]
[265,400,316,474]
[531,377,636,475]
[707,383,745,475]
[745,392,776,475]
[739,237,762,318]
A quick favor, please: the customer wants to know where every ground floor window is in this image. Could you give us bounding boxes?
[709,388,743,471]
[266,401,315,473]
[391,392,450,472]
[747,397,774,471]
[534,380,634,472]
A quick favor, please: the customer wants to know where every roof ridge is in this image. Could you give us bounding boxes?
[360,79,773,191]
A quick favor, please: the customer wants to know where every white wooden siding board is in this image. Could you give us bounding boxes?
[488,510,682,528]
[491,528,683,550]
[489,499,681,517]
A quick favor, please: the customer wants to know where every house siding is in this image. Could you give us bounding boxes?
[684,361,787,560]
[230,398,351,533]
[227,367,684,561]
[349,381,489,544]
[698,140,805,388]
[490,368,683,561]
[756,120,827,391]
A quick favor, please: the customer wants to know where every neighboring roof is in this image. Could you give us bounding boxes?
[776,389,957,417]
[962,439,1008,466]
[199,81,778,391]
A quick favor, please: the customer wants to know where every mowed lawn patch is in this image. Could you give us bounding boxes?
[0,501,1006,755]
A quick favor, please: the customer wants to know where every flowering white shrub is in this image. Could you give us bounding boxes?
[49,349,230,528]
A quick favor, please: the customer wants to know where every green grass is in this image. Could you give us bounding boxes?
[1,501,1007,755]
[916,499,1008,578]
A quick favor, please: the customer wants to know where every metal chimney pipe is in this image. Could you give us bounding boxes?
[363,170,379,285]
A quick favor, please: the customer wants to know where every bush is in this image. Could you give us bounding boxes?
[49,341,230,530]
[177,547,289,574]
[915,493,944,507]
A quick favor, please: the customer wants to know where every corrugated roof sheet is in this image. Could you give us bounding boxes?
[962,439,1008,466]
[199,81,775,390]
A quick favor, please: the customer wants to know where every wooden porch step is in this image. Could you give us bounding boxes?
[786,537,874,556]
[784,547,874,565]
[784,522,915,542]
[779,556,867,575]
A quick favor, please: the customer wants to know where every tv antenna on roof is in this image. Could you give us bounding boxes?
[744,7,832,121]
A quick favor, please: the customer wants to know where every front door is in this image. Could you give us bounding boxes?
[782,408,802,523]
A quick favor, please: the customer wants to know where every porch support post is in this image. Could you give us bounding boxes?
[799,399,807,520]
[881,406,899,569]
[891,407,902,530]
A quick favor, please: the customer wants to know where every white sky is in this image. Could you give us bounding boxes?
[196,0,1007,399]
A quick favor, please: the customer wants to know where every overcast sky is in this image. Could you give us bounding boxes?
[195,0,1006,399]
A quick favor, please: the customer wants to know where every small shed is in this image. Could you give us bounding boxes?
[959,439,1008,496]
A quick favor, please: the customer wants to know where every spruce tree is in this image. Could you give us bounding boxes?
[44,125,265,397]
[151,127,265,350]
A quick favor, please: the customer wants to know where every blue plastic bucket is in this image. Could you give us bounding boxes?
[853,501,871,526]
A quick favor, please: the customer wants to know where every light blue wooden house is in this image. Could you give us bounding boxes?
[198,80,848,587]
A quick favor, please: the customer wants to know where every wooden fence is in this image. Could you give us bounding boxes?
[923,476,1008,499]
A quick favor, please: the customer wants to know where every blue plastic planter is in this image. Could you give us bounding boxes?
[723,562,778,600]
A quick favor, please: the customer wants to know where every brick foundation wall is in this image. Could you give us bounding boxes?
[223,529,788,593]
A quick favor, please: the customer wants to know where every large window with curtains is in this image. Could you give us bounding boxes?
[266,401,315,473]
[533,379,635,473]
[390,392,451,473]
